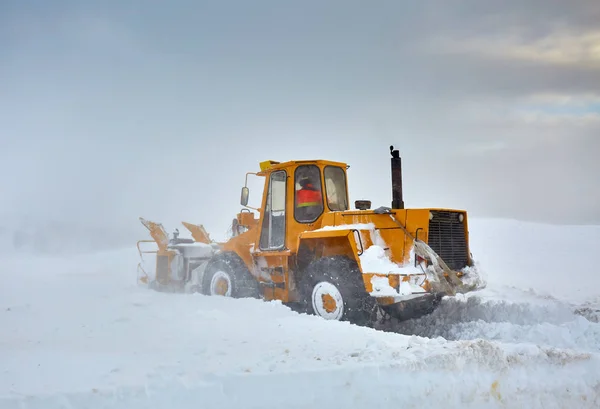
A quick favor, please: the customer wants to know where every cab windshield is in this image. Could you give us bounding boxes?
[294,165,324,223]
[324,166,348,211]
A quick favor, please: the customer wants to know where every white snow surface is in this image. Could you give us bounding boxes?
[2,218,600,408]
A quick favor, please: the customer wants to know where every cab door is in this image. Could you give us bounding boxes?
[254,170,290,300]
[258,170,287,250]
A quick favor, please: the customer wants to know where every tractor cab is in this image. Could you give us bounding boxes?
[237,159,350,252]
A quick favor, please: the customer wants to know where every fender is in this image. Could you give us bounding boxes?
[296,227,425,299]
[295,228,396,294]
[297,228,364,262]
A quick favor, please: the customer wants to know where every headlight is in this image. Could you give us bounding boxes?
[429,211,433,220]
[458,213,464,222]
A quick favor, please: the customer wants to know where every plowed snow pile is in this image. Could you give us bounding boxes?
[1,218,600,408]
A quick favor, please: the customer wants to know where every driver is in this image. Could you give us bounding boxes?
[296,176,322,210]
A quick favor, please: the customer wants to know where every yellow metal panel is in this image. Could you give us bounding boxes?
[237,211,257,228]
[260,160,280,171]
[298,229,361,240]
[139,217,170,253]
[259,161,271,171]
[181,221,211,244]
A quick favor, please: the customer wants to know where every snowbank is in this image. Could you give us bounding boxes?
[468,218,600,303]
[1,218,600,408]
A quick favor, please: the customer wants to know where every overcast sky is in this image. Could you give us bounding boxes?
[1,0,599,244]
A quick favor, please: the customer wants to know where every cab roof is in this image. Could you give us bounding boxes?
[258,159,348,175]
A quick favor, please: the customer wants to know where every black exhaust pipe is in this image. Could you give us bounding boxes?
[390,145,404,209]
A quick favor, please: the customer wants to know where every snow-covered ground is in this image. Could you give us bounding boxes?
[1,218,600,408]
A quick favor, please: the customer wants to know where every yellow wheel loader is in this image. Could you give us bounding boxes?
[137,146,483,326]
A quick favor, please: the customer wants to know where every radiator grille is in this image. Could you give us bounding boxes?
[427,211,468,271]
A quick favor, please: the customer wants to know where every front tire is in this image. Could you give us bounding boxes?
[299,256,378,326]
[202,253,261,299]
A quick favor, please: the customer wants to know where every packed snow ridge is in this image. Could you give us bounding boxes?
[1,218,600,408]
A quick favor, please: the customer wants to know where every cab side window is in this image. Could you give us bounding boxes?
[259,170,287,250]
[324,166,348,211]
[294,165,323,223]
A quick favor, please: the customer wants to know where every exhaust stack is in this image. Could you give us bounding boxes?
[390,145,404,209]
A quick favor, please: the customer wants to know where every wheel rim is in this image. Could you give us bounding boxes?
[210,271,232,296]
[311,281,344,320]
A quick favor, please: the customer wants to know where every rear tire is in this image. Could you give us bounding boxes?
[299,256,378,326]
[202,253,261,299]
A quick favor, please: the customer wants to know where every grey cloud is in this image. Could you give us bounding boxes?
[1,0,599,253]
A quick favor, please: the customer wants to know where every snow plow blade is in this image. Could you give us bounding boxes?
[412,238,478,296]
[136,217,219,291]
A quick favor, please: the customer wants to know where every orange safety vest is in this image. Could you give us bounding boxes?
[297,186,322,207]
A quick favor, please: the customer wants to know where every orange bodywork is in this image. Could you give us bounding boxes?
[139,156,474,309]
[137,218,176,285]
[237,211,258,230]
[181,222,212,244]
[219,159,472,304]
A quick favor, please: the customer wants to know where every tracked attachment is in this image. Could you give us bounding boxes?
[137,218,219,291]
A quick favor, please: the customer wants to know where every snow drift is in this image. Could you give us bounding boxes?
[1,218,600,408]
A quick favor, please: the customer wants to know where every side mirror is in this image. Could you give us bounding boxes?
[240,187,249,206]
